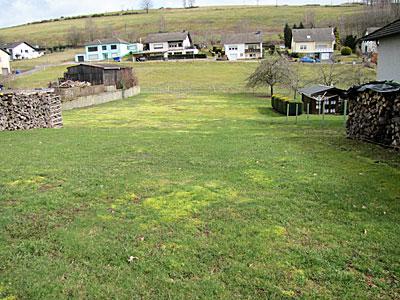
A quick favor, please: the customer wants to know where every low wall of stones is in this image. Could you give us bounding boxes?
[61,86,140,111]
[0,90,63,131]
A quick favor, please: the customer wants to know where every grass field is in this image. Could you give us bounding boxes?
[1,89,399,298]
[8,60,377,96]
[0,5,364,47]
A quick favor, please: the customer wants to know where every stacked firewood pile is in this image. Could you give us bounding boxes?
[346,82,400,148]
[0,90,63,131]
[59,80,91,88]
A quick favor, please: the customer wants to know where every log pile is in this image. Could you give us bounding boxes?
[347,89,400,148]
[0,90,63,131]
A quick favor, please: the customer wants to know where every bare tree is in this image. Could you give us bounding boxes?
[303,11,316,28]
[66,26,84,47]
[103,24,115,39]
[188,0,196,7]
[85,17,98,41]
[141,0,153,14]
[317,63,339,86]
[247,56,291,97]
[236,19,250,33]
[183,0,187,8]
[159,15,166,32]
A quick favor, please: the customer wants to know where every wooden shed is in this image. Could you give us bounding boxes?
[299,85,345,114]
[63,64,136,89]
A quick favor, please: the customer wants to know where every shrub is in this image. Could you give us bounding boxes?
[341,46,352,56]
[271,95,303,116]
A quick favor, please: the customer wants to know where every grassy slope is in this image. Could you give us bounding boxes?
[0,91,399,299]
[8,60,376,94]
[0,5,363,47]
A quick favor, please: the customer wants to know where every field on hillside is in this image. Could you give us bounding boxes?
[1,87,400,298]
[0,5,364,47]
[7,60,376,96]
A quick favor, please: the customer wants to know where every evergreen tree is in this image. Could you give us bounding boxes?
[283,23,292,49]
[299,22,305,29]
[293,24,298,29]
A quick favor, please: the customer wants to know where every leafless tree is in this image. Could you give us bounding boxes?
[236,19,250,33]
[188,0,196,7]
[103,24,115,39]
[303,11,316,28]
[66,26,84,47]
[317,63,340,86]
[85,17,98,41]
[183,0,187,8]
[247,56,291,97]
[141,0,153,14]
[159,15,166,32]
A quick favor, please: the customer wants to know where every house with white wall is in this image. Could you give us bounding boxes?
[361,19,400,82]
[145,31,198,57]
[0,48,11,76]
[222,32,263,61]
[0,42,44,60]
[291,28,335,61]
[361,27,380,55]
[75,38,143,62]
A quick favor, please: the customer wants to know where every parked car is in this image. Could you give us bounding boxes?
[300,56,316,63]
[136,56,147,62]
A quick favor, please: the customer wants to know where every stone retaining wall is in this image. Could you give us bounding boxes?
[60,86,140,111]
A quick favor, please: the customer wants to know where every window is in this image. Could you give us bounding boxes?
[111,45,117,50]
[154,43,164,49]
[228,46,238,51]
[102,46,107,50]
[25,50,29,53]
[300,45,307,50]
[88,46,98,52]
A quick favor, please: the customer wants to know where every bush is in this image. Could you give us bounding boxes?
[341,46,352,56]
[271,95,303,116]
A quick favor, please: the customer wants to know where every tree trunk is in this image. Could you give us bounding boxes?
[270,85,274,97]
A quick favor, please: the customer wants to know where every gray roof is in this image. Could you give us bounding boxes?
[146,31,190,43]
[362,19,400,41]
[292,28,335,43]
[0,41,37,50]
[69,63,132,70]
[222,32,263,44]
[299,85,343,97]
[85,38,129,46]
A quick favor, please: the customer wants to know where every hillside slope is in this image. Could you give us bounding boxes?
[0,5,363,47]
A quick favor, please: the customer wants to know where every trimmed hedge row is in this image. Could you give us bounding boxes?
[271,95,303,116]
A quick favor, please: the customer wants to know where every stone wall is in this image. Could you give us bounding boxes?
[0,90,62,131]
[61,86,140,111]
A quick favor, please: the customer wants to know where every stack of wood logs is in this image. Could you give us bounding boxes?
[0,90,63,131]
[347,90,400,148]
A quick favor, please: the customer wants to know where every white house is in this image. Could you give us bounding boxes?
[75,38,143,62]
[291,28,335,61]
[222,32,263,61]
[361,19,400,82]
[145,31,198,57]
[361,27,380,55]
[0,42,44,60]
[0,48,11,76]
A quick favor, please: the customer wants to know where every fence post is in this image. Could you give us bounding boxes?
[322,100,325,123]
[286,103,290,122]
[295,103,299,124]
[307,103,310,122]
[343,99,348,125]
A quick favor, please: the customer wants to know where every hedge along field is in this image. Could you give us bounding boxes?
[0,5,364,47]
[0,90,399,299]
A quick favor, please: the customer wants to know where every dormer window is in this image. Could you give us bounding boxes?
[307,35,311,39]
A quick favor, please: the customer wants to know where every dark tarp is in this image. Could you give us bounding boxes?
[346,81,400,97]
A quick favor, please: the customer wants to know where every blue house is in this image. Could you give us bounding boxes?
[75,38,143,62]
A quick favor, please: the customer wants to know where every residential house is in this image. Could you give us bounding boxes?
[0,42,44,60]
[0,48,11,76]
[222,32,263,61]
[75,38,143,62]
[299,85,345,114]
[144,31,198,57]
[291,28,335,61]
[361,19,400,82]
[361,27,380,55]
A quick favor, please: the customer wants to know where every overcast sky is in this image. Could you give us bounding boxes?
[0,0,345,28]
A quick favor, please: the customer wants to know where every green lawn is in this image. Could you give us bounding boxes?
[0,5,364,47]
[0,89,399,298]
